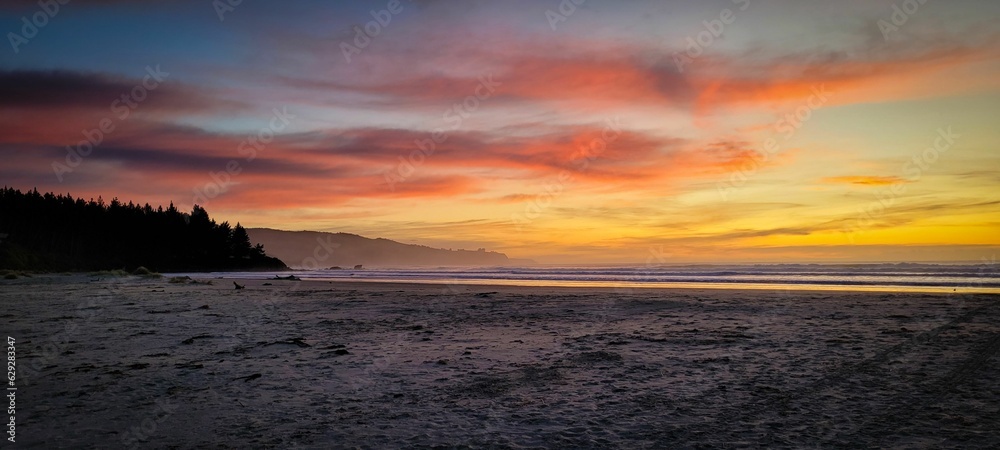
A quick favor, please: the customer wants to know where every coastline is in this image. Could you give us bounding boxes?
[163,271,1000,295]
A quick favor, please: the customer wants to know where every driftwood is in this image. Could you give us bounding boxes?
[272,275,301,281]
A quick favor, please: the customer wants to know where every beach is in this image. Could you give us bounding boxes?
[3,275,999,448]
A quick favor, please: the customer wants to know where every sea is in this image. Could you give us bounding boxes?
[173,262,1000,293]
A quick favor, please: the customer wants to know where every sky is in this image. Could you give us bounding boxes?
[1,0,998,264]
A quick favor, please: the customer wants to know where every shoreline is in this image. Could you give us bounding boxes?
[170,273,1000,295]
[8,271,1000,295]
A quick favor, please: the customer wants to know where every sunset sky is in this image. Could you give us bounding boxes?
[2,0,998,263]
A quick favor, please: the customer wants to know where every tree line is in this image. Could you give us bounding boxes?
[0,187,287,272]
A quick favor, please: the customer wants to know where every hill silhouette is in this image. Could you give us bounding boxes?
[248,228,530,268]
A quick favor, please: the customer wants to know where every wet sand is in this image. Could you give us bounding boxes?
[2,275,999,448]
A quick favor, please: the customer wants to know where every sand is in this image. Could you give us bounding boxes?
[2,274,999,448]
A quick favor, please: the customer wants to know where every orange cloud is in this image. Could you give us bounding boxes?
[691,44,999,115]
[277,34,999,118]
[822,175,909,186]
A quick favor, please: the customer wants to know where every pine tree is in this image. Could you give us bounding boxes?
[231,223,252,259]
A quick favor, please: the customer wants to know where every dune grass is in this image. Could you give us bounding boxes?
[132,266,162,278]
[85,267,162,278]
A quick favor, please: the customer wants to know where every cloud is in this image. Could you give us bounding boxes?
[492,193,538,203]
[822,175,909,186]
[0,0,173,10]
[689,41,1000,114]
[0,69,240,112]
[269,28,999,119]
[295,124,768,196]
[0,70,250,148]
[0,115,780,216]
[0,70,139,108]
[274,50,693,113]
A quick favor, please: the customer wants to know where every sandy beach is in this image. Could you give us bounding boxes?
[2,274,999,448]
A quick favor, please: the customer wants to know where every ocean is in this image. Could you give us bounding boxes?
[174,262,1000,293]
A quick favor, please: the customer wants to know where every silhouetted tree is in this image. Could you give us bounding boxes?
[0,187,287,272]
[231,223,252,259]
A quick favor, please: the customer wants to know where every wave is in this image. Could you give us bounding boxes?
[180,263,1000,290]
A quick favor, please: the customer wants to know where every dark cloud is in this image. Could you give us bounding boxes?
[0,69,242,112]
[0,70,138,107]
[0,0,176,11]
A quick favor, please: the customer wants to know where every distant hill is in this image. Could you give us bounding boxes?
[247,228,529,268]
